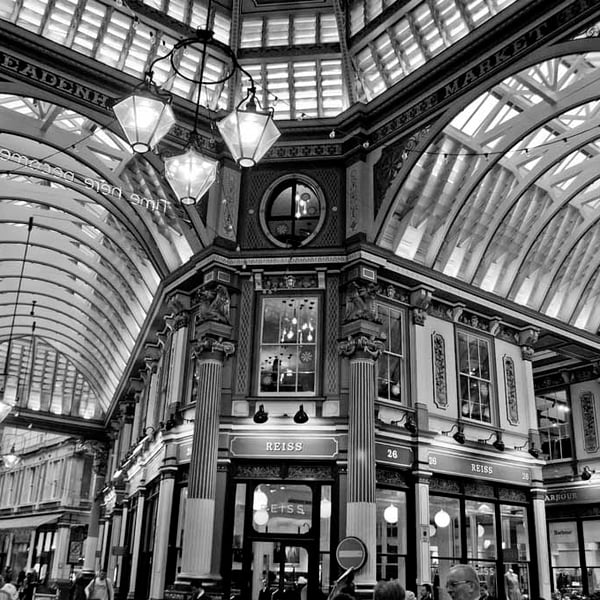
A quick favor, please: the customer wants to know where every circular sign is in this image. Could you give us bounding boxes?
[335,536,367,570]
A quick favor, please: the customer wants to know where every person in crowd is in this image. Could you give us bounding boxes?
[84,570,113,600]
[190,582,207,600]
[70,571,88,600]
[445,565,481,600]
[421,584,433,600]
[407,591,417,600]
[1,573,19,600]
[373,580,406,600]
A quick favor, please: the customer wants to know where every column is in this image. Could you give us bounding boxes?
[106,505,124,586]
[179,326,234,585]
[114,498,129,596]
[531,487,551,600]
[50,524,71,582]
[414,472,432,587]
[82,442,108,574]
[339,323,384,597]
[149,446,178,600]
[165,293,191,417]
[126,488,146,600]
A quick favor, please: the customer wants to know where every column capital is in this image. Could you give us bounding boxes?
[410,286,434,326]
[192,335,235,361]
[339,333,385,360]
[518,327,539,361]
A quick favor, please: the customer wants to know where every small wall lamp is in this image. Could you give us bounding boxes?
[479,431,504,451]
[253,404,269,424]
[293,405,309,424]
[441,423,465,444]
[514,440,540,458]
[581,466,595,481]
[391,413,418,434]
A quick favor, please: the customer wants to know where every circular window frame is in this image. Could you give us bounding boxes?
[259,174,326,248]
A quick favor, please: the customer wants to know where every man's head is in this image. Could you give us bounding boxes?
[98,571,106,581]
[446,565,480,600]
[374,580,405,600]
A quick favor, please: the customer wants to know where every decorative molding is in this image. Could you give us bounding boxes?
[432,332,448,409]
[410,287,432,326]
[235,279,254,395]
[581,391,599,453]
[192,336,235,359]
[338,334,385,360]
[257,272,320,292]
[497,487,527,503]
[287,465,334,480]
[429,476,460,494]
[373,126,431,210]
[463,482,495,498]
[325,277,339,395]
[517,328,539,361]
[504,355,519,426]
[348,163,360,233]
[376,468,410,487]
[233,464,281,479]
[342,281,381,324]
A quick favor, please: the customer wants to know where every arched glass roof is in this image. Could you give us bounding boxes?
[379,50,600,334]
[0,0,517,118]
[0,94,196,418]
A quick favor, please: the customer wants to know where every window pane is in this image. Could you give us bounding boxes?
[457,331,493,423]
[500,505,529,562]
[252,483,312,534]
[466,500,496,560]
[376,488,407,585]
[259,297,318,395]
[536,389,572,461]
[376,304,404,403]
[430,496,461,560]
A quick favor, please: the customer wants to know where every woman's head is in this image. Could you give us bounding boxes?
[374,580,406,600]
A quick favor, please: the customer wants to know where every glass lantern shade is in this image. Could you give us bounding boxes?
[113,94,176,153]
[0,399,12,424]
[164,148,218,205]
[217,108,281,167]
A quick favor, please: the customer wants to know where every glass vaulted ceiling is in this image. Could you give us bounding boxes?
[380,51,600,335]
[0,0,517,119]
[0,94,194,419]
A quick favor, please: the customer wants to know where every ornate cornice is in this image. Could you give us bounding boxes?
[338,334,385,360]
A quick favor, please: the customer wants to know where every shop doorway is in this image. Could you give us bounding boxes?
[246,540,316,600]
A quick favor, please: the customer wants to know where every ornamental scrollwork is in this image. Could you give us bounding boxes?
[581,391,599,453]
[192,336,235,359]
[504,355,519,425]
[194,284,231,325]
[342,281,381,324]
[432,332,447,409]
[338,335,385,360]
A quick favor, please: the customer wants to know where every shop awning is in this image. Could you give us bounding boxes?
[0,514,59,530]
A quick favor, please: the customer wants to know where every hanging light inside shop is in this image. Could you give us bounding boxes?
[434,509,451,528]
[2,444,20,468]
[320,498,332,519]
[383,504,399,524]
[253,508,269,526]
[112,2,281,205]
[253,486,268,510]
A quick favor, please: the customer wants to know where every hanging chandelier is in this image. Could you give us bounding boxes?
[112,12,281,205]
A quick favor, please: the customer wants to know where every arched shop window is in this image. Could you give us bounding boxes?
[377,488,408,584]
[260,176,325,248]
[429,492,530,600]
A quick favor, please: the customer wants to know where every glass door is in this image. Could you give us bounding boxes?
[248,541,312,600]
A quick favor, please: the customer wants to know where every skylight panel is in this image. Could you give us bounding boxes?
[266,16,290,47]
[321,60,346,116]
[72,0,107,56]
[122,23,153,77]
[43,0,78,45]
[293,15,316,45]
[97,12,133,68]
[141,0,161,10]
[293,61,319,116]
[189,2,208,30]
[464,0,491,26]
[166,0,186,24]
[15,0,46,33]
[320,14,339,43]
[241,18,262,48]
[437,0,468,42]
[0,0,16,19]
[212,11,231,45]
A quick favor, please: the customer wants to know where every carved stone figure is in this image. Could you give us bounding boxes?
[196,285,231,324]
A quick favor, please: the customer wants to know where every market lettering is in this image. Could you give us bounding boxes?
[265,441,304,452]
[0,51,110,109]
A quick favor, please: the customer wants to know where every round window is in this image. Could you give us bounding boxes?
[260,176,325,248]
